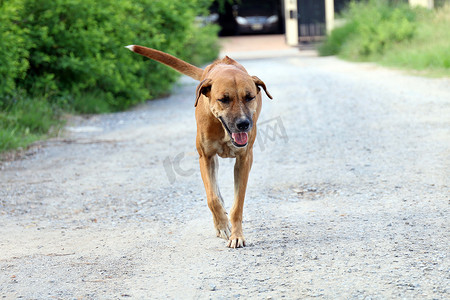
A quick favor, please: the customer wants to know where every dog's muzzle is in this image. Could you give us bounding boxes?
[218,117,251,147]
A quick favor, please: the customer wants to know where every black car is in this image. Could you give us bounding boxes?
[233,0,281,34]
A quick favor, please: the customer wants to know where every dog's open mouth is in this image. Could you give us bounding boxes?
[219,117,248,147]
[231,132,248,146]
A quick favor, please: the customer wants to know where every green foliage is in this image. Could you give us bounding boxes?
[0,0,29,107]
[320,0,417,59]
[184,23,222,67]
[17,0,219,111]
[318,21,357,56]
[378,3,450,76]
[0,0,220,153]
[344,0,416,59]
[0,0,219,112]
[0,97,61,152]
[319,0,449,76]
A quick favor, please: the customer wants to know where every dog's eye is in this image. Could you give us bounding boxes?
[218,97,231,104]
[246,95,255,102]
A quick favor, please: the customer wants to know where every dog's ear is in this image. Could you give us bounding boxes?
[195,79,212,107]
[252,76,273,100]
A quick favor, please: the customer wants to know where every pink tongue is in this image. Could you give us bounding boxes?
[232,132,248,145]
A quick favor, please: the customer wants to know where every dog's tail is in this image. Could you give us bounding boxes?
[125,45,203,81]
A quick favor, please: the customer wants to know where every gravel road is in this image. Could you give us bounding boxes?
[1,48,449,299]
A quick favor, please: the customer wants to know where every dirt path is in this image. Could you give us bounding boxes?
[1,44,449,299]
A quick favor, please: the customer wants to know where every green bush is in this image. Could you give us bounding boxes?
[318,20,357,56]
[0,0,220,153]
[17,0,219,112]
[345,0,416,59]
[319,0,417,59]
[0,0,30,107]
[0,0,219,112]
[0,97,61,152]
[379,3,450,76]
[319,1,449,76]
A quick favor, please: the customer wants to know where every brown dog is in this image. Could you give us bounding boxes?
[126,45,272,248]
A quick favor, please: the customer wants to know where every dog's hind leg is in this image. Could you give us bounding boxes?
[199,154,231,240]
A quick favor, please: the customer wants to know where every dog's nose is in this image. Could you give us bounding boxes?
[236,119,250,132]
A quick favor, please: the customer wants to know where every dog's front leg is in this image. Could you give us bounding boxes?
[199,154,231,240]
[228,150,253,248]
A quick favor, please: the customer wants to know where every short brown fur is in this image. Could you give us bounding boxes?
[127,45,272,248]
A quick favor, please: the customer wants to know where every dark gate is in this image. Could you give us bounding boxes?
[297,0,326,42]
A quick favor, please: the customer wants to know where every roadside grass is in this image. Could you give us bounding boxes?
[319,1,450,77]
[0,98,62,153]
[71,92,114,114]
[378,4,450,77]
[317,21,357,57]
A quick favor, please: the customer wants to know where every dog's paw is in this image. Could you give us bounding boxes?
[215,223,231,240]
[227,236,246,248]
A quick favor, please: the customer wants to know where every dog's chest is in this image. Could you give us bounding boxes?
[210,138,238,158]
[220,141,238,158]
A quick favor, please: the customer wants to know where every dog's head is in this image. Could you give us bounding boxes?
[195,66,272,148]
